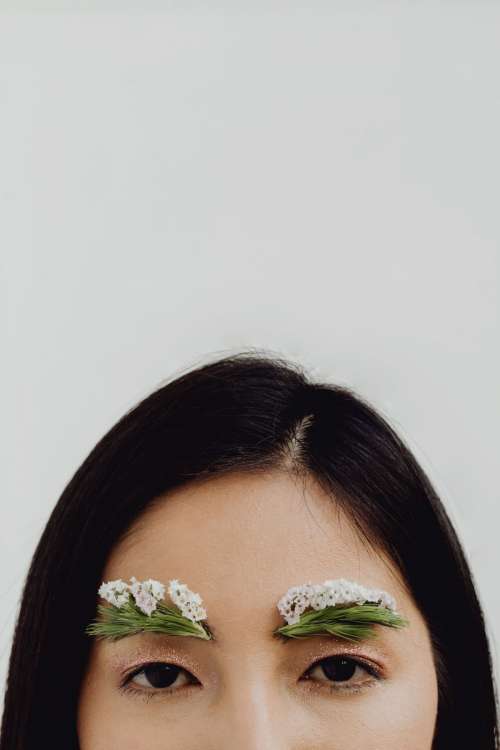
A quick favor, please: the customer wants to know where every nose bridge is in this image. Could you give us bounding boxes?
[222,678,287,750]
[214,651,289,750]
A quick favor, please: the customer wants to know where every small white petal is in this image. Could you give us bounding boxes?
[277,578,397,624]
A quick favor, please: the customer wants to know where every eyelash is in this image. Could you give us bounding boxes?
[118,654,383,703]
[119,672,199,704]
[302,655,382,697]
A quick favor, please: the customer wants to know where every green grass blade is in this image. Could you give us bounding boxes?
[85,598,213,641]
[273,604,409,641]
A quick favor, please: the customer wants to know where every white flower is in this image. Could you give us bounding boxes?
[277,578,397,625]
[128,577,166,616]
[129,576,141,598]
[145,578,166,601]
[309,584,336,611]
[369,588,397,612]
[317,578,371,608]
[98,579,130,608]
[277,582,316,626]
[97,576,208,620]
[133,589,157,616]
[168,579,207,622]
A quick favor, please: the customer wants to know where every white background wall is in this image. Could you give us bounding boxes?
[2,2,499,711]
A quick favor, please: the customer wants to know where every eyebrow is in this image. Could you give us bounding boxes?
[86,599,215,643]
[95,619,221,645]
[273,602,408,643]
[96,605,407,645]
[91,598,407,646]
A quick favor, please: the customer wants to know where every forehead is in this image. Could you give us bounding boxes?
[103,470,408,628]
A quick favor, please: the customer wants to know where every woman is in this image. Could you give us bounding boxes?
[1,350,498,749]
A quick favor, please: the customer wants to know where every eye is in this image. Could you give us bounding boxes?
[302,655,382,695]
[120,662,200,700]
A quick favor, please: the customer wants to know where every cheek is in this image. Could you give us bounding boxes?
[77,686,211,750]
[310,660,439,749]
[77,672,160,750]
[368,680,437,747]
[77,668,207,750]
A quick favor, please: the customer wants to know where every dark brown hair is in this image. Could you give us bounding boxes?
[1,349,498,748]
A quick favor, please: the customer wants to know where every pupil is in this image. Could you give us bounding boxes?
[321,657,356,682]
[144,663,180,688]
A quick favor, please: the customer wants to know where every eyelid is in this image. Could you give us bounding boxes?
[120,660,197,687]
[119,653,383,703]
[119,665,201,704]
[119,660,201,703]
[300,652,385,698]
[300,638,389,669]
[110,649,204,682]
[118,649,384,685]
[304,652,382,679]
[113,641,390,701]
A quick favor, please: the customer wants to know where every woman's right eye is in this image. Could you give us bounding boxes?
[123,662,198,694]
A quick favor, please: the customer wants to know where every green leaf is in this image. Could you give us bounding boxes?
[85,598,213,641]
[273,604,409,641]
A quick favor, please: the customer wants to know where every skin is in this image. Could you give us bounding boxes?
[77,470,439,749]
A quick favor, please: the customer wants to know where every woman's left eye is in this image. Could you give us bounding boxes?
[302,655,382,694]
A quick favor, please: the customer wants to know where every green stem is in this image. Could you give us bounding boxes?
[85,598,213,641]
[273,604,409,641]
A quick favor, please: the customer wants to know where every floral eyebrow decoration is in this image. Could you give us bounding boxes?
[273,578,409,642]
[85,577,213,641]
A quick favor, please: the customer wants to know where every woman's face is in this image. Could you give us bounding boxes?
[77,470,439,749]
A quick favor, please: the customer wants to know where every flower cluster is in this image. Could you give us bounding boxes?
[128,577,166,617]
[277,577,398,626]
[168,579,207,622]
[97,576,207,622]
[97,579,131,608]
